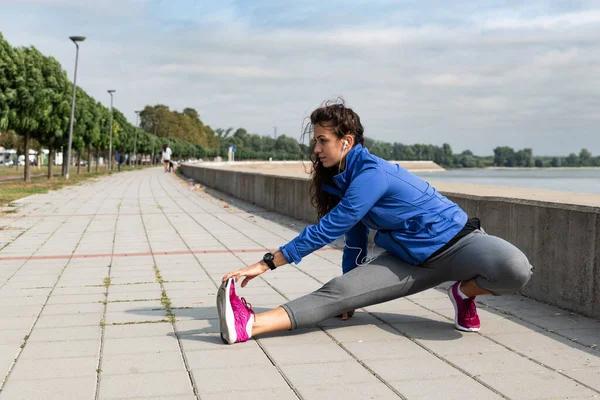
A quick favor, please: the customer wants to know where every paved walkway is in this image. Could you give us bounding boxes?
[0,168,599,400]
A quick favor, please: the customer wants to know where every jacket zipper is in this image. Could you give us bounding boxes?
[387,232,420,264]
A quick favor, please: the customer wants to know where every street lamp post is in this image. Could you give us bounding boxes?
[107,90,116,170]
[134,110,141,167]
[65,36,85,180]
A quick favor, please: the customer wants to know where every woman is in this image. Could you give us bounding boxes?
[218,101,533,345]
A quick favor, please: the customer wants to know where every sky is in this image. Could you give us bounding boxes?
[1,0,599,156]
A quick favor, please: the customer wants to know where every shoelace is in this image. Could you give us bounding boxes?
[241,297,255,315]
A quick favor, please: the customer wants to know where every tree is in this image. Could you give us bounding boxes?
[579,148,592,166]
[493,146,515,167]
[565,153,579,167]
[0,33,19,132]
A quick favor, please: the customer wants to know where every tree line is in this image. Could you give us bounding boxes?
[0,33,211,182]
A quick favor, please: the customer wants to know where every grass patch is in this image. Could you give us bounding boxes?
[0,166,62,178]
[103,277,111,287]
[0,165,154,209]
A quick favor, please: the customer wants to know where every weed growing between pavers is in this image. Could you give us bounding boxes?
[153,265,164,284]
[153,265,175,323]
[103,319,171,326]
[103,277,111,287]
[103,298,161,303]
[88,281,155,287]
[19,335,29,349]
[161,290,176,323]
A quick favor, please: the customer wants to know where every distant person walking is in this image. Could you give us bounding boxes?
[162,144,172,173]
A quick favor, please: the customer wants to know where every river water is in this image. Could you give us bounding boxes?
[413,168,600,195]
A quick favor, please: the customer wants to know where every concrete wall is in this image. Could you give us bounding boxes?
[180,164,600,319]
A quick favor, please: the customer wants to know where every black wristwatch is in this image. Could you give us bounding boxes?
[263,252,276,270]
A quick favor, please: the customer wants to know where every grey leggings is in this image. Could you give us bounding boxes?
[281,229,533,330]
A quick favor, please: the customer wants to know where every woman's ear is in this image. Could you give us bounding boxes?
[344,134,354,148]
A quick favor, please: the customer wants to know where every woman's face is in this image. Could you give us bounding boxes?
[313,124,347,168]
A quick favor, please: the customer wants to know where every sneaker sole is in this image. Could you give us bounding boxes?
[447,286,480,332]
[217,278,237,344]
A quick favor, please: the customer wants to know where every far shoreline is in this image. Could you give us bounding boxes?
[438,166,600,171]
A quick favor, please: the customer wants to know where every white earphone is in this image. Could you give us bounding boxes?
[342,140,348,151]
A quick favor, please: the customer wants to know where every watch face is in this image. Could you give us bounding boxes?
[264,253,274,261]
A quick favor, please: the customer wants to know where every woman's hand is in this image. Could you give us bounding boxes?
[222,261,269,288]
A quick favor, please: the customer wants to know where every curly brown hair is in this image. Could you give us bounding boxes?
[301,99,365,219]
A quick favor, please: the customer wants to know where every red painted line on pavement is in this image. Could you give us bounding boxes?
[3,211,271,218]
[0,247,339,261]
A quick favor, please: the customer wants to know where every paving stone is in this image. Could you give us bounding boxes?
[106,290,161,302]
[0,306,43,318]
[366,354,464,382]
[201,388,299,400]
[342,338,433,361]
[478,370,599,399]
[18,339,100,360]
[186,345,272,370]
[0,316,36,331]
[0,344,18,377]
[567,366,600,391]
[109,283,161,293]
[445,350,548,375]
[102,396,197,400]
[298,382,400,400]
[0,295,47,307]
[280,361,382,385]
[101,351,186,375]
[41,302,105,315]
[0,328,29,344]
[390,374,504,400]
[46,293,106,305]
[99,371,194,399]
[415,332,508,356]
[104,322,174,339]
[265,342,354,365]
[103,335,181,355]
[27,325,101,343]
[191,365,289,395]
[325,323,402,343]
[36,312,101,328]
[0,376,97,400]
[256,328,331,346]
[9,356,98,380]
[52,286,106,296]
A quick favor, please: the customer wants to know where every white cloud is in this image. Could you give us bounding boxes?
[2,1,600,155]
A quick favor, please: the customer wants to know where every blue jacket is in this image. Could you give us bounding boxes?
[280,144,467,271]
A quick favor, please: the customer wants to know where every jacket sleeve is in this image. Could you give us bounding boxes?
[280,165,387,265]
[342,221,369,274]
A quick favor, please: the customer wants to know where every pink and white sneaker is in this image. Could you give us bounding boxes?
[448,281,481,332]
[217,278,255,344]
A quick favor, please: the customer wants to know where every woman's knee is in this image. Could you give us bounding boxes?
[322,274,357,299]
[495,252,533,293]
